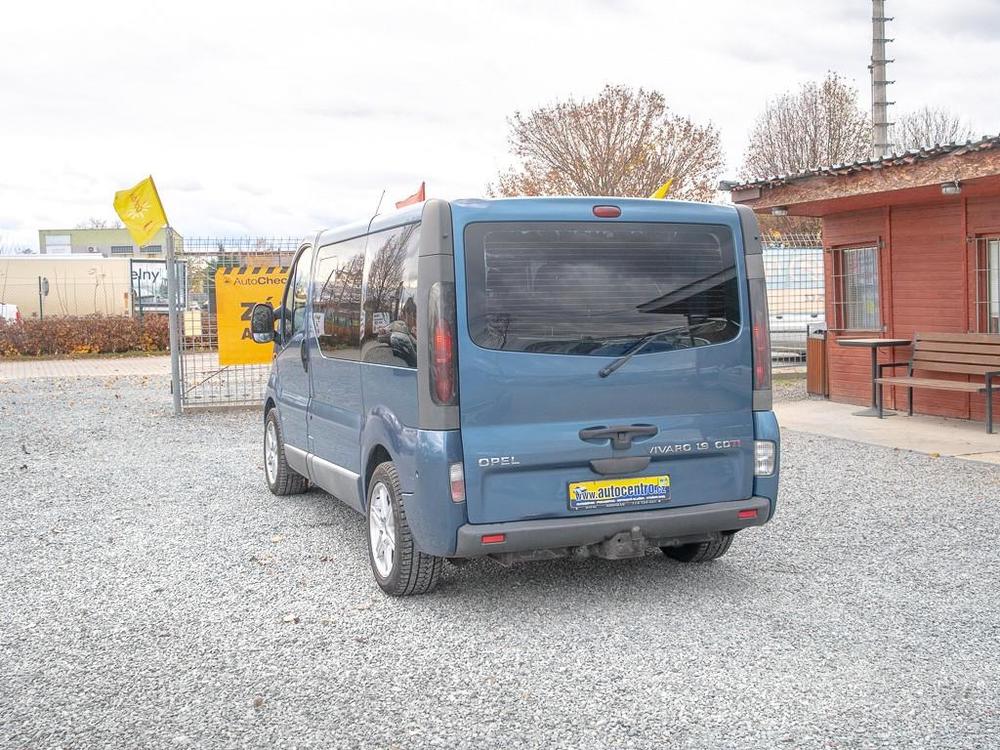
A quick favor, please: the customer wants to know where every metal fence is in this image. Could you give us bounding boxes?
[762,232,824,368]
[169,237,300,411]
[164,231,825,412]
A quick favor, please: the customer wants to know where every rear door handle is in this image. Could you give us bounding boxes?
[579,424,658,450]
[590,456,651,475]
[300,338,309,371]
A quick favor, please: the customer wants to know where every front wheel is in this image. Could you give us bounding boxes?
[264,409,308,496]
[366,462,442,596]
[661,533,734,562]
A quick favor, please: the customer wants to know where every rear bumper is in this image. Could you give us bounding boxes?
[453,497,771,557]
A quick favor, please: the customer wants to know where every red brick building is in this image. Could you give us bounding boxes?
[732,136,1000,423]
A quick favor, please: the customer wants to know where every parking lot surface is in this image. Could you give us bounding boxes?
[2,375,998,749]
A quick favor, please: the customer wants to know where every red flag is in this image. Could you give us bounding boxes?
[395,181,425,209]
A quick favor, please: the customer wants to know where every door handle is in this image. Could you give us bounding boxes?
[578,424,658,450]
[300,338,309,371]
[590,456,651,476]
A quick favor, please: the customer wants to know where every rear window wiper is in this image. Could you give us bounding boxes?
[597,321,724,378]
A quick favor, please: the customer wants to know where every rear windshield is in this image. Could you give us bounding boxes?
[464,222,741,356]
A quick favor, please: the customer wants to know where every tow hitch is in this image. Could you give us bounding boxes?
[592,526,646,560]
[483,524,727,567]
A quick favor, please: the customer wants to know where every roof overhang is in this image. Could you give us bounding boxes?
[731,138,1000,217]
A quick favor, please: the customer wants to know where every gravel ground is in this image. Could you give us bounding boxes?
[2,375,999,750]
[773,373,811,403]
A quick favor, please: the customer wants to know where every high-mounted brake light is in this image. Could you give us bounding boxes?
[428,282,458,406]
[593,205,621,218]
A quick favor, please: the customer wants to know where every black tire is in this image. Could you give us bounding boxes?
[662,533,734,562]
[366,462,442,596]
[264,409,308,496]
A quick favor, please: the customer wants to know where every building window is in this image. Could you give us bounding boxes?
[111,245,134,256]
[45,235,73,255]
[831,244,881,331]
[975,237,1000,334]
[142,245,162,255]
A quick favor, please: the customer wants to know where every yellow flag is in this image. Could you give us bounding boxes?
[649,179,674,199]
[113,176,168,247]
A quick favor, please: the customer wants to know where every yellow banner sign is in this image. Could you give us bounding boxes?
[215,265,288,365]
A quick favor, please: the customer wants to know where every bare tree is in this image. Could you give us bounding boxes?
[0,234,32,256]
[76,217,123,229]
[0,244,32,256]
[893,106,977,150]
[365,225,412,317]
[491,85,724,202]
[320,253,364,309]
[740,73,871,179]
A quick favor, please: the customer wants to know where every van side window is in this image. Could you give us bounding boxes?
[313,237,366,359]
[284,245,314,339]
[360,223,421,368]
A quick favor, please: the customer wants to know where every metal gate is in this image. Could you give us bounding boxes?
[762,232,824,368]
[166,236,300,412]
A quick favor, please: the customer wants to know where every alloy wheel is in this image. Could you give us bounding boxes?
[368,482,396,577]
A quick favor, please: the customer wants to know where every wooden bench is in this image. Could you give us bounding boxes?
[874,332,1000,433]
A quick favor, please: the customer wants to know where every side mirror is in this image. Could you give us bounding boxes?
[250,303,275,343]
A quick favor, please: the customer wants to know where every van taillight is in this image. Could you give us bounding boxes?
[433,322,454,402]
[428,282,458,406]
[747,276,772,391]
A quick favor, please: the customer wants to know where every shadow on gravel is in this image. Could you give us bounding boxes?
[433,552,762,608]
[276,481,763,607]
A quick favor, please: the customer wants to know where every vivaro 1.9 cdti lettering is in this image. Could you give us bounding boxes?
[251,197,780,596]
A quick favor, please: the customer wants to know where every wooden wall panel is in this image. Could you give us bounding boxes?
[969,392,1000,425]
[819,200,985,419]
[823,209,891,406]
[889,202,970,418]
[823,208,883,248]
[966,195,1000,233]
[824,340,880,405]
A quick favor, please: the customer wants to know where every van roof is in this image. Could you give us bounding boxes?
[312,196,739,248]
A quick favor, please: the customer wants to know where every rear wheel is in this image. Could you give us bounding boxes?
[661,533,734,562]
[264,409,308,496]
[366,462,442,596]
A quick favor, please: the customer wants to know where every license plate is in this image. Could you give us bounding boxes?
[567,475,671,511]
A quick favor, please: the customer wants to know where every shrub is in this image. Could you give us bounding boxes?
[0,315,170,357]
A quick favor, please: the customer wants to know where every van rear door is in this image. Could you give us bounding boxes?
[455,206,755,525]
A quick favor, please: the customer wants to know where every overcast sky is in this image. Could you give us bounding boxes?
[1,0,998,250]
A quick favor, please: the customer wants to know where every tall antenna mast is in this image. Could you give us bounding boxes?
[870,0,894,158]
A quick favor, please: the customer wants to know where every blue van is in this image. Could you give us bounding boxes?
[250,197,779,596]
